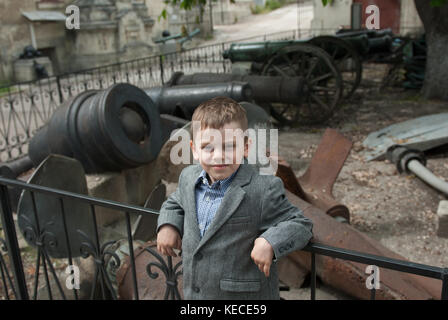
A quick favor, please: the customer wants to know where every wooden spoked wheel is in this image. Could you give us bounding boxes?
[261,44,343,126]
[308,35,362,100]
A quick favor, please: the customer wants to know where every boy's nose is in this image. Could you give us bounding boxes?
[212,148,224,164]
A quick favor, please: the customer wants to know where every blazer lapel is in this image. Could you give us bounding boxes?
[194,162,254,254]
[184,165,203,246]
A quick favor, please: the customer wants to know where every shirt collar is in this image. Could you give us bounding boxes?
[195,164,241,189]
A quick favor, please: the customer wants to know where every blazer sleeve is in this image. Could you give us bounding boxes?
[156,169,186,237]
[259,175,313,260]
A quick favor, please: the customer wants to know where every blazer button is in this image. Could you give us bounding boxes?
[193,286,200,293]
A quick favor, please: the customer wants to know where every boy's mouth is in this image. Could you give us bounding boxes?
[212,164,228,169]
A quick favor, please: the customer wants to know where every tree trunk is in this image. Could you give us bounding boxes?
[414,0,448,100]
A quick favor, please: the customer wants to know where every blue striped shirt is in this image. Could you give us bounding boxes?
[195,166,240,238]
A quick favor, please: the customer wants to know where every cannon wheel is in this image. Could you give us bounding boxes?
[261,44,343,126]
[308,36,362,99]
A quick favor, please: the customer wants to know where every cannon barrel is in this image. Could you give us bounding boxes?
[28,83,162,173]
[366,34,393,54]
[144,81,253,119]
[223,32,393,63]
[155,28,200,44]
[178,28,201,45]
[167,72,304,106]
[335,28,393,39]
[223,40,299,63]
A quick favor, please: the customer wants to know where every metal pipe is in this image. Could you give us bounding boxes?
[144,81,253,118]
[387,145,448,196]
[168,72,304,105]
[407,159,448,195]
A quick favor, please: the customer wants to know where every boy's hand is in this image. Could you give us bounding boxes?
[250,237,274,277]
[157,225,182,257]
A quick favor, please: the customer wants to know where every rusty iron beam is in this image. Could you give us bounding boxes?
[276,128,352,222]
[276,160,442,299]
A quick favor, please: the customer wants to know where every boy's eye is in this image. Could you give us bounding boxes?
[203,145,213,151]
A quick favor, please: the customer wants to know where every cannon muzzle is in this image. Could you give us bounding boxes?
[28,83,162,173]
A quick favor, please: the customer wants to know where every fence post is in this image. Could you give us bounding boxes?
[310,251,316,300]
[56,75,63,104]
[159,55,165,85]
[442,268,448,300]
[222,43,226,73]
[0,184,29,300]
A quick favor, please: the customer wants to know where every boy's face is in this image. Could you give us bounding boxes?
[190,121,249,184]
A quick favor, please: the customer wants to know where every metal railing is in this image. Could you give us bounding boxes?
[0,175,446,300]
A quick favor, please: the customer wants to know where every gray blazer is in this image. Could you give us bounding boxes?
[157,161,313,300]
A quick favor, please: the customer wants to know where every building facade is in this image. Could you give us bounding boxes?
[310,0,424,35]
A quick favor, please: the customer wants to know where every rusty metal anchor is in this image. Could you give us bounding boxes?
[275,128,352,222]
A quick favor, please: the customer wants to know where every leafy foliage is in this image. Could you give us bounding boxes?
[430,0,448,6]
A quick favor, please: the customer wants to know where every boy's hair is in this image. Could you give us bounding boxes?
[190,97,248,140]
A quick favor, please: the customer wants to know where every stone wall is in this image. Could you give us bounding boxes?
[0,0,72,83]
[310,0,423,36]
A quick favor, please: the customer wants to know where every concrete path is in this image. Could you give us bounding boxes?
[201,2,314,45]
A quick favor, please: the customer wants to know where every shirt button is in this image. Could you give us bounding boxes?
[193,286,200,293]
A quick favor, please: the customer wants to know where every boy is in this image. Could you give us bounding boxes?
[157,97,313,299]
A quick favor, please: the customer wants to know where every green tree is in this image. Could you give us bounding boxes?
[414,0,448,100]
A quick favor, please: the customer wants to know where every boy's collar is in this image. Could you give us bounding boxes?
[194,158,252,188]
[196,164,240,188]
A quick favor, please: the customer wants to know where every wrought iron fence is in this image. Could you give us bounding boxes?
[0,175,446,300]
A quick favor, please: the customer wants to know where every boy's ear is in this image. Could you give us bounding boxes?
[244,136,251,158]
[190,140,199,160]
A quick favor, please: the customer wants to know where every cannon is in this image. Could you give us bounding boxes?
[28,83,163,173]
[223,38,361,101]
[144,81,253,120]
[155,28,201,53]
[154,28,200,44]
[170,43,344,126]
[220,29,399,125]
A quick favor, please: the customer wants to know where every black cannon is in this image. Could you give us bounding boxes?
[174,43,344,126]
[145,81,253,120]
[220,29,400,125]
[223,38,361,101]
[28,83,163,173]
